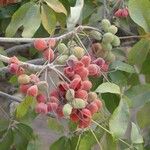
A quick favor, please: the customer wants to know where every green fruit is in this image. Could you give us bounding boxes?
[101,19,111,32]
[57,43,69,54]
[108,25,118,34]
[67,40,77,48]
[111,35,120,46]
[18,74,30,84]
[72,98,87,109]
[102,32,114,43]
[57,55,69,64]
[63,103,73,117]
[71,46,85,59]
[66,89,75,101]
[37,81,48,92]
[102,43,112,51]
[68,54,78,62]
[87,92,97,103]
[89,30,102,40]
[105,52,116,62]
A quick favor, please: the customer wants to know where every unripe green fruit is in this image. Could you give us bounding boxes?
[37,81,48,92]
[89,30,102,40]
[102,43,112,51]
[66,89,75,102]
[71,46,85,59]
[18,74,30,84]
[108,25,118,34]
[63,103,73,117]
[105,52,116,62]
[67,40,77,48]
[87,92,98,103]
[102,32,114,43]
[57,43,69,54]
[68,54,78,62]
[101,19,111,32]
[57,55,69,64]
[111,35,120,46]
[72,98,87,109]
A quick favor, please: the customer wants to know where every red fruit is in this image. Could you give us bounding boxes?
[9,56,20,64]
[79,108,92,119]
[72,74,81,80]
[75,89,88,100]
[101,63,109,72]
[19,84,31,94]
[70,109,79,123]
[27,85,38,97]
[74,61,84,71]
[50,96,59,103]
[81,80,92,91]
[69,77,82,90]
[81,56,91,67]
[35,103,48,114]
[94,99,102,110]
[36,94,46,103]
[34,39,47,51]
[47,39,56,48]
[58,82,69,92]
[93,58,105,67]
[16,67,25,76]
[114,9,122,17]
[64,67,74,78]
[43,48,54,62]
[78,118,91,128]
[47,102,58,112]
[75,67,89,80]
[30,74,40,83]
[88,64,99,76]
[50,89,59,99]
[115,8,129,18]
[87,102,98,115]
[8,63,19,74]
[56,106,64,118]
[122,8,129,17]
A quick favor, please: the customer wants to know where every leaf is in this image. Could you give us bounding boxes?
[110,61,135,73]
[44,0,67,15]
[6,2,33,37]
[128,39,150,67]
[27,139,42,150]
[0,120,9,132]
[16,96,34,118]
[95,82,121,94]
[67,0,84,30]
[22,3,41,37]
[109,96,130,138]
[41,4,57,35]
[128,0,150,32]
[0,129,13,150]
[131,122,143,144]
[137,102,150,128]
[125,84,150,108]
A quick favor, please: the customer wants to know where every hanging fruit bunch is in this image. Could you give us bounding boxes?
[8,19,121,129]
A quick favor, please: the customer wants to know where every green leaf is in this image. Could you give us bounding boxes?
[125,84,150,108]
[109,96,130,138]
[44,0,67,15]
[110,61,135,73]
[16,96,34,118]
[41,4,57,35]
[128,0,150,32]
[95,82,121,94]
[22,3,41,37]
[0,120,9,132]
[137,102,150,128]
[27,138,42,150]
[0,129,13,150]
[128,39,150,67]
[131,122,143,144]
[6,2,33,37]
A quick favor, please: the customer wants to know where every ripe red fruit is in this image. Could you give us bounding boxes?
[36,94,46,103]
[64,67,74,78]
[87,102,98,115]
[30,74,40,83]
[81,56,91,67]
[47,39,56,48]
[8,63,19,74]
[19,84,31,94]
[79,108,92,119]
[56,106,64,118]
[50,89,59,99]
[47,102,58,112]
[74,61,84,71]
[94,99,102,110]
[70,109,79,123]
[27,85,38,97]
[9,56,20,64]
[58,82,69,92]
[16,67,25,76]
[34,39,47,51]
[75,89,88,100]
[81,80,92,91]
[43,48,54,62]
[88,64,99,76]
[115,8,129,18]
[69,77,82,90]
[35,103,48,114]
[93,58,105,67]
[78,118,91,128]
[101,63,109,72]
[50,96,59,103]
[75,67,89,81]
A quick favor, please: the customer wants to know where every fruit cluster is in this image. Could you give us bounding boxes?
[115,7,129,18]
[90,19,120,62]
